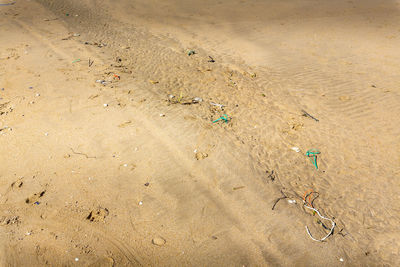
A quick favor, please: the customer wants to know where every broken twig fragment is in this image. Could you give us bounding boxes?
[301,110,319,122]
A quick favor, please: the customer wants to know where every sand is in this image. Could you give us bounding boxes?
[0,0,399,265]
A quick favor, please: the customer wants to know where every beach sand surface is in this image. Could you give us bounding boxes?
[0,0,399,265]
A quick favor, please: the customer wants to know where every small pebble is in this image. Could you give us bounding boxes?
[144,182,149,187]
[152,237,166,246]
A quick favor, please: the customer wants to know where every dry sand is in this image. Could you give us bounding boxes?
[0,0,399,265]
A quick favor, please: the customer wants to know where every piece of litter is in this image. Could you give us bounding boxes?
[188,50,196,56]
[103,103,108,107]
[44,132,49,136]
[35,93,40,97]
[192,97,203,103]
[75,258,79,262]
[193,149,198,153]
[123,164,128,167]
[73,33,80,37]
[138,201,143,205]
[210,102,224,109]
[34,201,40,205]
[159,114,165,117]
[304,201,336,242]
[287,199,296,204]
[72,59,81,63]
[144,182,149,187]
[28,86,33,89]
[0,2,16,6]
[339,258,344,262]
[212,114,229,123]
[26,232,31,236]
[306,149,320,170]
[291,147,301,153]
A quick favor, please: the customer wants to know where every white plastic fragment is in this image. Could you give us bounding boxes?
[159,114,165,117]
[339,258,344,262]
[287,199,296,204]
[210,102,224,109]
[75,258,79,262]
[103,103,108,107]
[138,201,143,205]
[304,202,336,242]
[193,97,203,103]
[291,147,301,153]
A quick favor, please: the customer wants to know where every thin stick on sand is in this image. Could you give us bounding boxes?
[301,110,319,122]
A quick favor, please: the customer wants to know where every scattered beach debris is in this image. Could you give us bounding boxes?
[0,1,16,6]
[113,74,120,80]
[208,56,215,63]
[96,79,107,85]
[138,201,143,205]
[86,207,109,222]
[291,147,301,153]
[304,201,336,242]
[84,41,106,48]
[192,97,203,103]
[70,148,96,159]
[103,103,109,107]
[212,114,229,123]
[195,152,208,160]
[152,237,166,246]
[271,190,288,210]
[301,110,319,122]
[149,80,159,84]
[287,199,296,204]
[233,186,245,191]
[302,190,335,242]
[210,102,224,109]
[43,18,58,21]
[61,33,80,40]
[266,170,276,182]
[72,59,81,63]
[188,50,196,56]
[306,149,320,170]
[159,113,165,117]
[25,190,46,204]
[0,216,19,226]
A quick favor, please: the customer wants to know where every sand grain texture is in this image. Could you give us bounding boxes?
[0,0,399,265]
